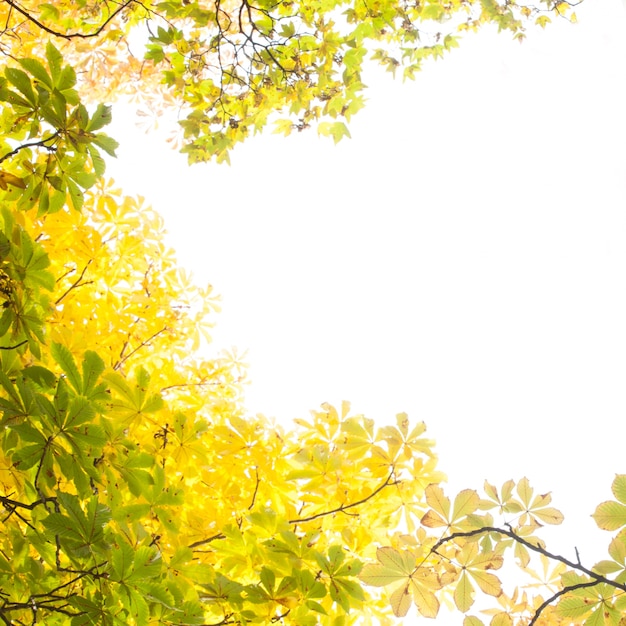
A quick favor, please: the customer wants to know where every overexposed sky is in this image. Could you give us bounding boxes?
[108,0,626,565]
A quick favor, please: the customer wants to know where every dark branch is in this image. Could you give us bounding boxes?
[528,580,599,626]
[0,340,27,350]
[2,0,134,40]
[432,525,626,624]
[288,470,398,524]
[188,532,226,549]
[0,133,60,164]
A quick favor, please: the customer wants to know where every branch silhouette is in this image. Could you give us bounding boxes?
[432,525,626,625]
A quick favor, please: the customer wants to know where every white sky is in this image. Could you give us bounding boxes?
[108,0,626,570]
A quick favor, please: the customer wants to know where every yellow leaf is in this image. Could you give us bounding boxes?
[376,546,416,574]
[593,501,626,531]
[452,489,480,522]
[516,477,533,506]
[554,1,569,14]
[612,474,626,504]
[421,509,448,528]
[470,570,502,597]
[425,483,450,520]
[464,617,485,626]
[0,170,26,189]
[410,578,439,618]
[389,582,412,617]
[359,563,407,587]
[454,571,475,612]
[533,506,564,525]
[608,533,626,563]
[490,612,513,626]
[514,541,530,568]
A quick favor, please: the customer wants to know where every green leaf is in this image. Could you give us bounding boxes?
[57,492,111,545]
[88,144,106,177]
[45,43,64,84]
[18,58,53,90]
[5,68,36,107]
[0,309,13,337]
[23,365,57,389]
[557,595,594,619]
[63,396,96,429]
[0,369,25,412]
[82,350,105,396]
[86,104,113,132]
[51,342,82,393]
[93,133,119,157]
[111,541,135,582]
[69,423,107,450]
[260,567,275,593]
[66,177,84,211]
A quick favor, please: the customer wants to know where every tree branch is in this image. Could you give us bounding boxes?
[288,470,398,524]
[188,532,226,549]
[0,340,27,350]
[248,467,260,510]
[0,133,60,164]
[112,326,169,370]
[431,525,626,624]
[528,580,599,626]
[55,260,93,305]
[2,0,135,40]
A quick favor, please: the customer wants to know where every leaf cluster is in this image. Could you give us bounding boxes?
[0,0,579,161]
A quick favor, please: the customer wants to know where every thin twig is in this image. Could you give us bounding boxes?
[289,471,398,524]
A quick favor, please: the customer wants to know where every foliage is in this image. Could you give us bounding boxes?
[4,2,625,626]
[0,0,577,161]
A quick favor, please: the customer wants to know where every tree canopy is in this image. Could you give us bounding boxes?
[1,0,577,161]
[2,0,623,625]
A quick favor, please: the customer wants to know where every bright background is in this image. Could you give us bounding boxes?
[108,0,626,568]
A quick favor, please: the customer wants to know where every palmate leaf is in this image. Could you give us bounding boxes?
[56,492,111,545]
[359,547,414,587]
[361,546,440,618]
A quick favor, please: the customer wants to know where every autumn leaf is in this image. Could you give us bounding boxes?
[0,171,26,190]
